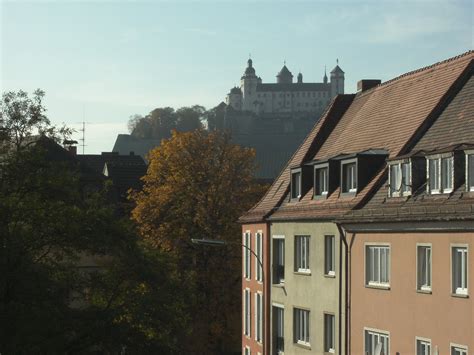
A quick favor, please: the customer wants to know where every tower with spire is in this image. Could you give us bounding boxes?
[226,57,345,115]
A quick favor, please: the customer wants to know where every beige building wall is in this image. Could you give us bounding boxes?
[349,231,474,355]
[270,221,345,354]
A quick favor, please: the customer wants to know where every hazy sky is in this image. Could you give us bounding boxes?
[1,0,473,153]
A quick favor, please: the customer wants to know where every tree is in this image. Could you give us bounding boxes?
[0,90,188,353]
[130,129,267,354]
[175,105,205,132]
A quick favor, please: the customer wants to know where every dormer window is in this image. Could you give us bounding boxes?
[388,160,411,197]
[341,161,357,193]
[427,155,453,194]
[314,165,329,197]
[466,151,474,192]
[291,169,302,200]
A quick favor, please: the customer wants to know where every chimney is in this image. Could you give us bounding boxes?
[68,146,77,156]
[357,79,381,92]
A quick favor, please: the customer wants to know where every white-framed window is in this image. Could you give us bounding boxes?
[294,308,310,346]
[295,236,310,273]
[244,346,251,355]
[366,245,390,287]
[244,232,251,279]
[427,155,453,194]
[255,292,263,343]
[451,344,468,355]
[324,313,335,353]
[452,245,468,295]
[244,289,251,336]
[314,165,329,196]
[417,245,432,292]
[291,170,302,199]
[272,304,284,354]
[273,236,285,284]
[324,235,335,276]
[416,337,431,355]
[466,152,474,192]
[388,160,411,197]
[255,231,263,282]
[364,328,390,355]
[342,161,357,193]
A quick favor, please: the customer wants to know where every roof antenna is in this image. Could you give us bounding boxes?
[79,104,87,154]
[337,58,339,65]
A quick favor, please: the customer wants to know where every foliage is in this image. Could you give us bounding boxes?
[128,105,205,140]
[130,129,267,354]
[0,90,187,354]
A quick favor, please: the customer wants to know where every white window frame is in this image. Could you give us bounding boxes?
[243,346,251,355]
[324,235,336,277]
[466,150,474,192]
[273,235,285,284]
[451,244,468,296]
[324,313,335,353]
[415,337,431,355]
[416,244,432,292]
[244,231,251,280]
[427,154,454,194]
[294,307,310,347]
[388,159,412,197]
[451,343,468,355]
[364,327,390,355]
[272,303,285,355]
[255,231,263,283]
[365,243,390,288]
[314,164,329,197]
[291,169,302,200]
[244,288,251,337]
[295,235,310,273]
[341,159,357,193]
[255,292,263,343]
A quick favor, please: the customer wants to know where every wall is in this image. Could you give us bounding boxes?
[349,231,474,354]
[270,221,345,354]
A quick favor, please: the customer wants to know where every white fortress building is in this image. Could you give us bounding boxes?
[226,58,345,115]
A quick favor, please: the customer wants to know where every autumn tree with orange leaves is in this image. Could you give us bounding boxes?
[130,129,266,354]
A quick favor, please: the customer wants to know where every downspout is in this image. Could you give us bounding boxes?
[337,223,349,355]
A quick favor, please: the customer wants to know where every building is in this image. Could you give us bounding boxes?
[227,59,344,115]
[239,50,473,355]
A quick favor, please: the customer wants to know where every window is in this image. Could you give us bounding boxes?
[389,161,411,197]
[417,245,432,292]
[416,338,431,355]
[255,293,263,343]
[295,236,310,273]
[467,153,474,191]
[451,344,468,355]
[325,235,335,276]
[273,306,284,354]
[244,346,251,355]
[294,308,310,346]
[452,246,468,295]
[273,238,285,284]
[244,289,251,336]
[315,166,328,196]
[428,156,453,194]
[366,245,390,287]
[324,313,335,353]
[244,232,251,279]
[365,329,389,355]
[291,170,301,199]
[342,161,357,193]
[255,232,263,282]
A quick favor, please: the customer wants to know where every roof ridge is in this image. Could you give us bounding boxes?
[357,50,474,97]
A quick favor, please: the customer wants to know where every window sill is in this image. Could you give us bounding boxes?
[366,283,390,290]
[294,270,311,276]
[313,194,328,200]
[295,341,311,350]
[324,351,336,355]
[416,288,432,295]
[451,292,469,299]
[341,191,356,198]
[324,273,336,278]
[272,283,285,288]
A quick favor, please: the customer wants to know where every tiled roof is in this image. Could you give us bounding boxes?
[241,50,474,224]
[104,161,147,196]
[339,66,474,224]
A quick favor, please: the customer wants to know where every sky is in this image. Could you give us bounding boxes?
[1,0,473,154]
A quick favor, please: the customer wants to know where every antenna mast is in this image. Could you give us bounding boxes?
[79,105,86,154]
